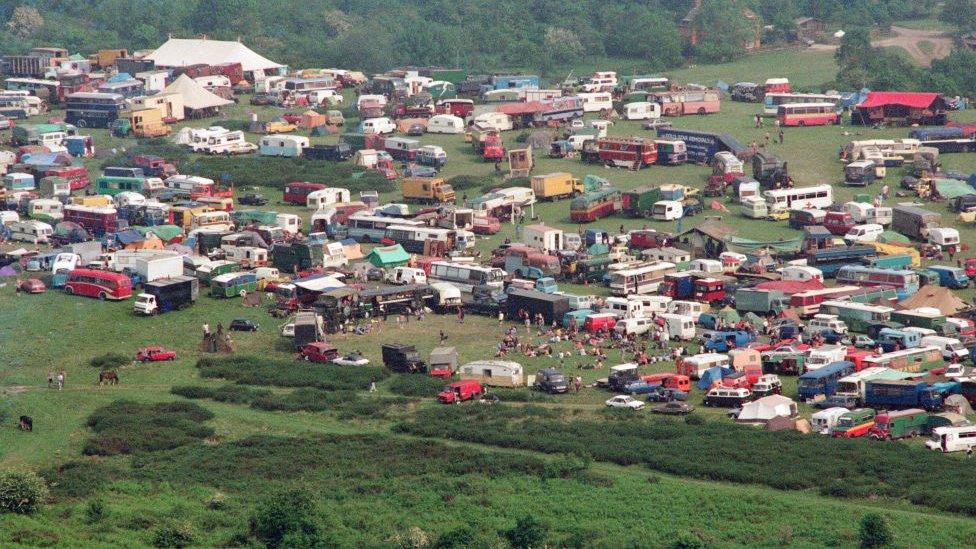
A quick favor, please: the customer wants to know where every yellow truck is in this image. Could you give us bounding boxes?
[264,121,298,134]
[401,177,456,204]
[530,172,584,201]
[113,108,171,138]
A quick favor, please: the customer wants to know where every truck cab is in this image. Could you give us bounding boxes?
[534,368,569,394]
[876,328,921,352]
[928,265,969,289]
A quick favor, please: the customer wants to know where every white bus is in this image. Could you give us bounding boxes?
[927,425,976,453]
[384,225,457,254]
[575,92,613,113]
[344,212,424,243]
[763,184,833,212]
[609,262,677,296]
[763,92,842,115]
[429,261,506,292]
[834,367,892,401]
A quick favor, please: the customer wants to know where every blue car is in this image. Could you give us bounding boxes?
[646,387,689,402]
[624,381,663,395]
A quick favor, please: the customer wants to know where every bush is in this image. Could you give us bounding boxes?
[40,460,122,499]
[387,375,444,397]
[859,513,893,549]
[181,156,396,194]
[89,352,129,370]
[669,533,706,549]
[196,355,388,391]
[502,516,548,549]
[151,523,196,548]
[446,174,492,191]
[83,400,214,456]
[0,471,49,514]
[85,499,106,523]
[248,488,325,549]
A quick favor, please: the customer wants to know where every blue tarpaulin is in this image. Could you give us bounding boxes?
[698,366,734,390]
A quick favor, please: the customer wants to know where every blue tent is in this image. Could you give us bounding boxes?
[698,366,734,390]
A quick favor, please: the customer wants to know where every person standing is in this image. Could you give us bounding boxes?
[47,370,53,389]
[57,370,65,391]
[778,129,784,144]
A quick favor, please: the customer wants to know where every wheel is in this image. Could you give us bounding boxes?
[76,119,87,128]
[64,286,73,295]
[798,121,805,127]
[99,292,107,301]
[697,108,706,115]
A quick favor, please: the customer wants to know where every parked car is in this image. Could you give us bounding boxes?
[280,323,295,337]
[646,386,689,402]
[852,335,876,349]
[298,342,339,363]
[651,401,695,415]
[403,164,438,177]
[406,123,426,136]
[605,395,645,410]
[239,193,268,206]
[250,93,275,106]
[136,346,177,362]
[642,119,672,131]
[16,278,46,294]
[813,394,859,410]
[333,352,370,366]
[0,115,13,130]
[229,319,259,331]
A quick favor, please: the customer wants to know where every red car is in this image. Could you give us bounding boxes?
[298,342,339,363]
[136,346,177,362]
[16,278,46,294]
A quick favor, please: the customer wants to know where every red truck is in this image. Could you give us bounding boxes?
[597,137,657,169]
[693,278,726,304]
[823,211,856,236]
[436,99,475,118]
[438,379,483,404]
[628,230,674,250]
[480,131,505,162]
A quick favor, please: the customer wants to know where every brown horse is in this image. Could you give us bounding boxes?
[98,371,119,385]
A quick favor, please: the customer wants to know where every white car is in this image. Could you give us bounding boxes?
[280,323,295,338]
[333,353,370,366]
[605,395,645,410]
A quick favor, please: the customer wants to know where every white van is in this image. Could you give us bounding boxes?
[682,353,731,379]
[659,313,696,340]
[614,316,656,336]
[602,296,643,319]
[777,265,824,283]
[562,293,597,311]
[806,315,848,336]
[669,300,706,322]
[805,344,848,371]
[651,200,683,221]
[385,266,427,285]
[621,101,660,121]
[361,117,397,135]
[9,220,53,244]
[920,336,969,360]
[812,407,850,435]
[844,223,884,244]
[927,425,976,453]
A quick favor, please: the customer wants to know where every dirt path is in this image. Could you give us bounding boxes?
[872,25,953,66]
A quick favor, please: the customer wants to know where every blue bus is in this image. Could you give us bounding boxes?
[797,361,856,400]
[65,92,125,128]
[835,265,920,300]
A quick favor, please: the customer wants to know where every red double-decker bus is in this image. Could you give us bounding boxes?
[283,181,327,205]
[43,166,89,190]
[64,268,132,300]
[597,137,657,169]
[63,204,118,237]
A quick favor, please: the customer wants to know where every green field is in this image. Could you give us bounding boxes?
[5,48,976,546]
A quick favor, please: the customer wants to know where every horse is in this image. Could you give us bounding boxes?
[18,416,32,431]
[98,371,119,385]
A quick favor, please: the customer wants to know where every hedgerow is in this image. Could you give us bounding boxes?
[387,374,444,397]
[172,383,411,419]
[195,355,387,391]
[181,156,396,193]
[395,406,976,516]
[83,400,214,456]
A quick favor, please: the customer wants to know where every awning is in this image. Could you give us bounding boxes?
[857,92,941,109]
[293,275,345,292]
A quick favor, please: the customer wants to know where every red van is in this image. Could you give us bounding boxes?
[641,373,691,392]
[283,181,327,205]
[583,313,617,333]
[438,379,483,404]
[298,342,339,363]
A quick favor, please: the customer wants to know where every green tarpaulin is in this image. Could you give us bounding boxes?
[877,230,910,245]
[718,306,740,323]
[134,225,183,242]
[367,244,410,267]
[726,235,802,254]
[934,179,972,200]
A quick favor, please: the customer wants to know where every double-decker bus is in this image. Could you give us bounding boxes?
[819,300,894,333]
[383,225,456,254]
[63,204,118,237]
[835,265,920,300]
[763,184,833,212]
[65,92,125,128]
[609,262,677,296]
[570,187,621,222]
[43,166,89,191]
[428,261,506,292]
[763,92,841,116]
[776,102,841,127]
[64,268,132,300]
[344,212,424,243]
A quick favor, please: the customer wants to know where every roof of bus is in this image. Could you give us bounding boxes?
[64,205,117,213]
[863,345,941,360]
[68,268,129,280]
[777,102,839,109]
[613,262,676,276]
[66,92,124,100]
[798,361,853,378]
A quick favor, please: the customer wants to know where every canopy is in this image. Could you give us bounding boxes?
[137,225,183,242]
[146,38,283,72]
[293,274,345,292]
[164,74,233,111]
[857,92,942,110]
[935,178,972,200]
[737,395,798,422]
[367,244,410,267]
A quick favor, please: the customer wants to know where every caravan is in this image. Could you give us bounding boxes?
[472,112,513,132]
[576,92,613,113]
[621,102,660,121]
[426,114,465,134]
[259,135,309,157]
[9,220,53,244]
[306,188,351,210]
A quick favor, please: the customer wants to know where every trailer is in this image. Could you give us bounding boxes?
[864,380,944,411]
[891,205,941,241]
[505,287,570,325]
[133,276,199,315]
[655,127,747,163]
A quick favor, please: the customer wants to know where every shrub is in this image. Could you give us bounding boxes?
[434,527,477,549]
[85,499,106,523]
[503,516,548,549]
[684,414,705,426]
[446,174,492,191]
[88,352,129,370]
[0,471,49,514]
[196,355,387,391]
[40,460,122,499]
[248,488,325,549]
[151,523,196,548]
[83,400,214,456]
[859,513,893,549]
[170,386,215,400]
[387,374,444,397]
[181,156,396,194]
[669,533,706,549]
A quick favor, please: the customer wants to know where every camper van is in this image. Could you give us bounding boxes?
[602,296,644,319]
[844,224,884,244]
[669,300,706,322]
[679,353,731,379]
[576,92,613,113]
[361,117,397,135]
[621,101,660,121]
[614,316,657,336]
[9,220,53,244]
[659,313,697,340]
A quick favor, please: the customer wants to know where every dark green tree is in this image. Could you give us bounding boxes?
[502,516,548,549]
[858,513,893,548]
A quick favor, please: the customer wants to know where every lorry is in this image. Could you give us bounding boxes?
[438,379,483,404]
[530,172,584,201]
[133,276,200,315]
[655,127,746,164]
[868,409,929,440]
[734,288,788,315]
[134,253,184,283]
[621,186,661,217]
[864,380,944,411]
[505,287,570,325]
[891,205,941,241]
[927,265,970,289]
[401,177,455,204]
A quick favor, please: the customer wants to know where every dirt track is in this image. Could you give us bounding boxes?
[871,25,953,66]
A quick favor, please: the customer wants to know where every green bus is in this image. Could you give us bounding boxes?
[210,272,258,298]
[232,210,279,226]
[195,260,239,286]
[95,175,162,197]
